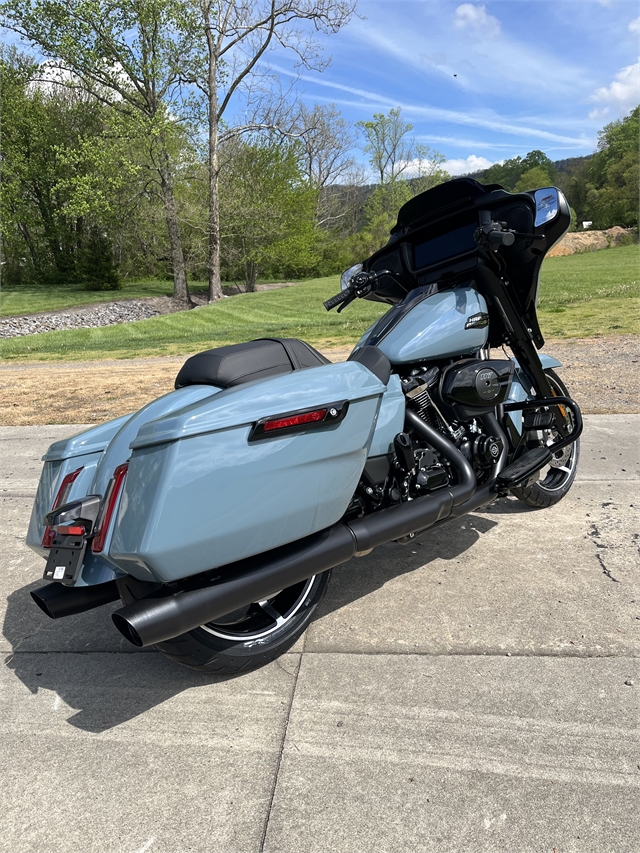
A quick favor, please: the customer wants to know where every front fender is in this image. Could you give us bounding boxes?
[506,353,563,434]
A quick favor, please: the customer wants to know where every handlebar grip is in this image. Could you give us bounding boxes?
[324,289,351,311]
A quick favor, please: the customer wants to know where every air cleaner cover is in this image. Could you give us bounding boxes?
[441,359,514,408]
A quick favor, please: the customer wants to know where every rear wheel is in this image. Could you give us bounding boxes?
[117,571,331,674]
[510,369,580,508]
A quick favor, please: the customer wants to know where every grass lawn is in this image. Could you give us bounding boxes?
[1,245,637,363]
[536,244,639,338]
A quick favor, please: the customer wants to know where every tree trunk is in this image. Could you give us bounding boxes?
[244,257,257,292]
[207,36,224,303]
[17,222,40,271]
[157,148,192,306]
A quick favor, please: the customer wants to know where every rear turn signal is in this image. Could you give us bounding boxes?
[91,463,129,553]
[42,467,84,548]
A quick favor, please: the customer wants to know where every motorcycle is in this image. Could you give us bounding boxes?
[26,178,582,674]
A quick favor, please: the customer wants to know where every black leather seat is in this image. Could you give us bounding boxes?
[175,338,331,390]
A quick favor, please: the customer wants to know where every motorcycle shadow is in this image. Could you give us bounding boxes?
[3,509,499,732]
[480,494,534,514]
[317,511,498,619]
[2,581,236,733]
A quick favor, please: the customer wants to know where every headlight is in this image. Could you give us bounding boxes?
[340,263,363,291]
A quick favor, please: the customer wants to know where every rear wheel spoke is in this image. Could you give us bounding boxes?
[257,599,286,627]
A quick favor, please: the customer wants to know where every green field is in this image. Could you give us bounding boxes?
[1,245,637,363]
[0,278,178,317]
[536,244,639,338]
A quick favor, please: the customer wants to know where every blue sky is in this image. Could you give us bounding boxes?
[276,0,640,174]
[4,0,638,177]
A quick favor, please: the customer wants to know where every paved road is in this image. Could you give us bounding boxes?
[1,416,638,853]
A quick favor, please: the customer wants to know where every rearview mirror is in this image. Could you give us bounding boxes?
[534,187,559,227]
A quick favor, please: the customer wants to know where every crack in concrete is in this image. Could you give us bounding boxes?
[596,552,621,583]
[259,653,301,853]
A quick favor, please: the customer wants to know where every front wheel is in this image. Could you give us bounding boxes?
[510,369,580,508]
[117,571,331,674]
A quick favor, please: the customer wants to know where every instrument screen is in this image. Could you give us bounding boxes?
[413,221,477,270]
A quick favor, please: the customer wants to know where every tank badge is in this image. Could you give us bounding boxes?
[464,312,489,329]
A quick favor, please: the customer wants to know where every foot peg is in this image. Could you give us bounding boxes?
[497,447,552,488]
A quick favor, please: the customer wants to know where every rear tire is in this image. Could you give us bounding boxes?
[510,369,580,508]
[117,571,331,674]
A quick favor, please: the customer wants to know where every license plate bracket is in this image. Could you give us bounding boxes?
[44,534,88,586]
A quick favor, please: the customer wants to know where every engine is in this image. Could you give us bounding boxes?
[345,358,512,522]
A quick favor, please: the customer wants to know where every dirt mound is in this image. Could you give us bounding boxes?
[547,227,634,257]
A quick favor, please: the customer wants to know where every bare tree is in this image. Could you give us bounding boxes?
[186,0,357,302]
[356,107,417,185]
[294,102,367,231]
[297,102,356,188]
[1,0,198,305]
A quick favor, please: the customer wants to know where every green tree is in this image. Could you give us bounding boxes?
[355,108,449,254]
[484,150,556,191]
[180,0,357,303]
[588,106,639,228]
[512,165,553,193]
[356,108,417,185]
[1,0,198,303]
[0,48,131,287]
[219,138,319,290]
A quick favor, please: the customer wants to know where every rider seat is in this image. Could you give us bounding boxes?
[175,338,331,390]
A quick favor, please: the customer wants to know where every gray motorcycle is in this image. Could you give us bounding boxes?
[28,178,582,674]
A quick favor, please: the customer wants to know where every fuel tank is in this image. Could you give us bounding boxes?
[358,285,489,364]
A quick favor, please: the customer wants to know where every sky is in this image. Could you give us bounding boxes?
[274,0,640,175]
[3,0,638,178]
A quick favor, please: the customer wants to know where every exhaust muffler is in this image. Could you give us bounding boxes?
[31,580,120,619]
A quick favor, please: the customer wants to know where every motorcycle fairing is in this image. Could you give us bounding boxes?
[108,361,389,582]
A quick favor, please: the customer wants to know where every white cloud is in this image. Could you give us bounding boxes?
[629,17,640,34]
[589,62,640,118]
[444,155,499,175]
[274,65,590,146]
[454,4,501,39]
[397,154,507,180]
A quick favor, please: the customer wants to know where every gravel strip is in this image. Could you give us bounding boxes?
[0,299,162,337]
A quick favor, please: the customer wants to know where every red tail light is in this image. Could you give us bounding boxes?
[42,467,84,548]
[91,463,129,553]
[264,409,327,432]
[248,402,347,441]
[57,525,86,536]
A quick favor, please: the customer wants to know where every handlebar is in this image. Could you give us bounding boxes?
[323,288,354,311]
[324,269,400,312]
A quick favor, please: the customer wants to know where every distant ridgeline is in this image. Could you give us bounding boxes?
[463,154,594,187]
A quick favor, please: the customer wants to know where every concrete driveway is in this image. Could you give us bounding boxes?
[1,415,638,853]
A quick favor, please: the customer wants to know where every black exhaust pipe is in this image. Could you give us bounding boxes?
[31,581,120,619]
[111,417,478,648]
[112,525,358,647]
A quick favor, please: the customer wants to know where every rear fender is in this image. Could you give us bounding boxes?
[27,388,218,584]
